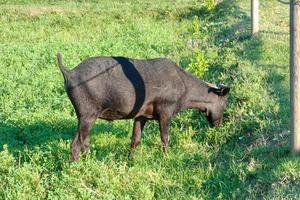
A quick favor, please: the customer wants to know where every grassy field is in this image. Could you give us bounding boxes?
[0,0,299,199]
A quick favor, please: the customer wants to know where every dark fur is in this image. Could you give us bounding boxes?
[57,53,230,160]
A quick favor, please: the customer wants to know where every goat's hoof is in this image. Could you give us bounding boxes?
[128,151,134,160]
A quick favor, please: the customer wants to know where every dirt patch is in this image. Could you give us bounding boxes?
[27,6,75,16]
[1,5,79,16]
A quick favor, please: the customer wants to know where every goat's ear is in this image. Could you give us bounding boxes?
[210,84,230,96]
[217,84,230,96]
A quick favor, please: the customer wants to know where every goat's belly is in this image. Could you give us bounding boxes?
[98,108,127,120]
[98,102,157,121]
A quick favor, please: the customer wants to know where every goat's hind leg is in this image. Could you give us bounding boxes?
[128,117,147,160]
[71,114,97,161]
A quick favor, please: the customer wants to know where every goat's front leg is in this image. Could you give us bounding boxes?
[159,114,170,153]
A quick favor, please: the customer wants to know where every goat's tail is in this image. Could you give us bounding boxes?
[57,52,69,81]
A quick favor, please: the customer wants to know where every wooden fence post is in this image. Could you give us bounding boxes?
[251,0,259,36]
[290,0,300,154]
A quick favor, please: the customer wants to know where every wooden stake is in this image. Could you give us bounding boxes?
[290,0,300,154]
[251,0,259,36]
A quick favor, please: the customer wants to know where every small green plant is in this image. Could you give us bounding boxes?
[192,16,200,36]
[204,0,216,12]
[0,145,14,174]
[187,50,208,78]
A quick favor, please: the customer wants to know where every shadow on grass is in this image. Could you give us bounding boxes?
[0,118,130,156]
[0,116,164,167]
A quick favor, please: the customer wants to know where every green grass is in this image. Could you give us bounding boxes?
[0,0,299,199]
